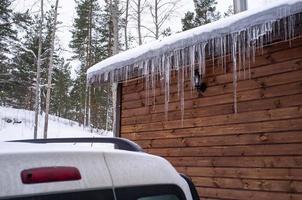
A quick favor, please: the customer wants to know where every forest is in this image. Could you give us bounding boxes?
[0,0,233,133]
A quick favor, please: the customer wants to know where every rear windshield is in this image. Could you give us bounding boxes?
[5,184,186,200]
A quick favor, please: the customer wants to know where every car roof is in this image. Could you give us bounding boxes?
[0,141,192,199]
[0,141,116,154]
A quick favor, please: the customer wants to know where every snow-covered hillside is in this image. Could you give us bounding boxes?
[0,107,113,141]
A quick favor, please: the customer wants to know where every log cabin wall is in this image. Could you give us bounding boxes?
[120,36,302,200]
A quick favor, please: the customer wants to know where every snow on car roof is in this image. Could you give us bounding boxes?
[87,0,302,84]
[0,141,117,154]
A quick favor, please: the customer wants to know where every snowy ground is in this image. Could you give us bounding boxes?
[0,106,113,141]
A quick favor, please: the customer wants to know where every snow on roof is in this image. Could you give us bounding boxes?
[87,0,302,84]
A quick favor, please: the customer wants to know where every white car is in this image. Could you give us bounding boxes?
[0,138,199,200]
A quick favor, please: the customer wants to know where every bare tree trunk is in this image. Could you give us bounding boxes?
[111,0,120,135]
[88,1,93,127]
[43,0,59,139]
[124,0,129,49]
[84,0,93,127]
[106,0,119,55]
[148,0,178,39]
[107,0,113,56]
[137,0,142,45]
[154,0,159,39]
[112,0,119,54]
[34,0,44,139]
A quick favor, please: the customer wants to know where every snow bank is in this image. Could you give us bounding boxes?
[87,0,302,84]
[0,106,113,141]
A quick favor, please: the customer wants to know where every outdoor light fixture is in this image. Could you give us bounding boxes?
[194,69,207,94]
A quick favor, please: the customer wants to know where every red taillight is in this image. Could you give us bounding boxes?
[21,166,81,184]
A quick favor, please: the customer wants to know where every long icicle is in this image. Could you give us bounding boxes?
[190,45,196,95]
[232,33,238,114]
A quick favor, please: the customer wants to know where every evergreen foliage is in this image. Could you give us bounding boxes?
[181,0,220,31]
[0,0,17,105]
[51,61,73,119]
[70,0,112,128]
[2,3,73,124]
[181,11,195,31]
[0,0,233,132]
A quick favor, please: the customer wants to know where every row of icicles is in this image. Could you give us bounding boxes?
[88,14,299,127]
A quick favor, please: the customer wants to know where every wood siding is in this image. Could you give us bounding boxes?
[120,37,302,199]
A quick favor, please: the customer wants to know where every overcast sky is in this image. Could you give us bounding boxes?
[11,0,280,76]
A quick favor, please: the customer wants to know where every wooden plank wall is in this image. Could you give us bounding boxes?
[120,37,302,200]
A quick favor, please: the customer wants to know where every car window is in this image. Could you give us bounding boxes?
[5,184,186,200]
[116,184,186,200]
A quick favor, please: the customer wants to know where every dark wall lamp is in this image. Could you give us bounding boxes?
[194,69,207,95]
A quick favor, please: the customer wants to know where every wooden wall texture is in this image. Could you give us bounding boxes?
[120,36,302,199]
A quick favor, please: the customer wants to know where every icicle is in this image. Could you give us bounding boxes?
[198,43,207,75]
[197,46,202,77]
[184,48,189,79]
[144,61,150,107]
[164,54,170,120]
[223,35,227,73]
[246,28,252,79]
[180,63,185,127]
[176,50,181,98]
[190,45,196,93]
[125,65,129,83]
[231,33,238,114]
[220,37,224,72]
[212,39,215,73]
[284,16,288,42]
[260,26,264,55]
[288,15,296,46]
[215,37,221,72]
[104,72,108,82]
[238,32,242,79]
[111,82,118,133]
[251,27,256,65]
[277,19,281,37]
[181,48,185,72]
[160,57,166,94]
[84,82,89,127]
[272,19,277,38]
[151,59,156,107]
[242,32,246,80]
[87,85,91,129]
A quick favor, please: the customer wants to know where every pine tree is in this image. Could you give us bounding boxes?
[194,0,219,25]
[51,61,73,118]
[9,6,61,111]
[10,16,39,109]
[0,0,19,105]
[181,11,195,31]
[0,1,40,108]
[0,0,15,57]
[69,66,86,122]
[70,0,112,128]
[181,0,220,31]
